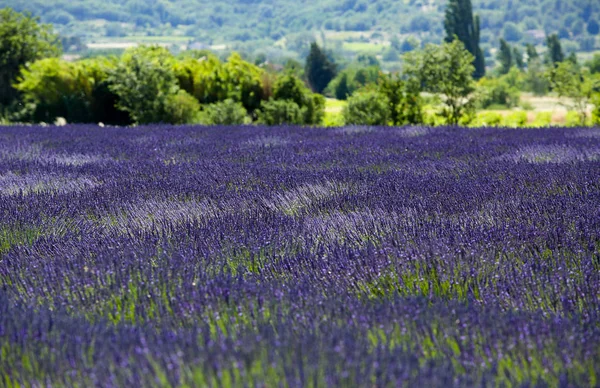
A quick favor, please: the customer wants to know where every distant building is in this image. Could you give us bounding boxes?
[188,42,209,51]
[525,30,546,44]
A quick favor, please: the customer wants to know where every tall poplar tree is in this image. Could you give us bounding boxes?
[444,0,485,79]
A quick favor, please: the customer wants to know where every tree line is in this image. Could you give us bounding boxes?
[0,8,330,126]
[331,0,600,127]
[5,0,599,65]
[1,6,599,128]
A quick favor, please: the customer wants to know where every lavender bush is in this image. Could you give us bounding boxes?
[0,125,599,387]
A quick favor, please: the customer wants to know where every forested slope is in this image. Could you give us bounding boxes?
[1,0,598,58]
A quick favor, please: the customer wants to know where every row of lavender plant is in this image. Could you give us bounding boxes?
[0,124,599,387]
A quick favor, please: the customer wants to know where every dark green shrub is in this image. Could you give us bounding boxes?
[82,57,132,125]
[201,99,248,125]
[15,56,133,125]
[378,74,423,125]
[257,99,305,125]
[108,46,179,124]
[304,93,325,125]
[327,66,381,100]
[272,74,324,125]
[273,74,309,107]
[165,90,201,124]
[523,59,550,96]
[334,73,350,100]
[342,91,390,126]
[586,54,600,74]
[14,58,87,123]
[477,77,520,109]
[219,53,265,113]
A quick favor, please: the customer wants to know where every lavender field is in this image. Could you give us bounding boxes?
[0,124,599,387]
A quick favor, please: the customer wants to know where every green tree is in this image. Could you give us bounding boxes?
[547,61,600,125]
[525,43,539,66]
[0,8,61,109]
[272,73,324,125]
[326,65,380,100]
[273,74,309,107]
[405,40,476,125]
[353,67,380,86]
[108,45,197,124]
[357,54,380,67]
[14,58,91,123]
[80,57,132,125]
[383,47,400,62]
[283,58,304,79]
[545,34,565,66]
[201,99,248,125]
[304,42,336,94]
[586,53,600,74]
[173,51,266,115]
[14,56,131,125]
[513,47,524,70]
[218,53,265,114]
[444,0,485,79]
[581,2,593,22]
[257,99,305,125]
[166,89,202,125]
[342,90,390,126]
[476,74,521,109]
[497,39,513,75]
[524,58,550,96]
[334,73,350,100]
[378,73,423,125]
[173,52,222,104]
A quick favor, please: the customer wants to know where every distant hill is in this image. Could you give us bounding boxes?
[1,0,598,62]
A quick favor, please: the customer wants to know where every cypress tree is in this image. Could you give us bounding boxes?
[525,43,539,66]
[513,46,524,70]
[305,42,337,94]
[497,39,513,74]
[444,0,485,79]
[545,34,565,66]
[334,73,350,100]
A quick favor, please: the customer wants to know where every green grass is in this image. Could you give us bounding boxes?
[323,95,596,128]
[93,36,193,44]
[0,226,42,256]
[341,42,387,54]
[325,98,347,113]
[323,98,346,127]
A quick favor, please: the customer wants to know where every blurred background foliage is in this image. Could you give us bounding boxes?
[0,0,598,66]
[1,6,600,127]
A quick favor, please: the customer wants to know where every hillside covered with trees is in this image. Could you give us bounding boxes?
[2,4,600,128]
[1,0,598,62]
